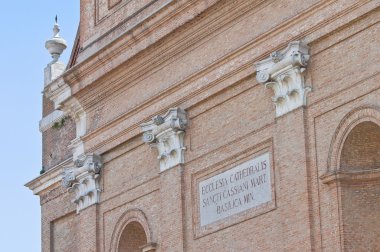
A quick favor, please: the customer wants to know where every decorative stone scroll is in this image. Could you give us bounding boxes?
[62,154,103,213]
[140,108,188,172]
[255,41,311,117]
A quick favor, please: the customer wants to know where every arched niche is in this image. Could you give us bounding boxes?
[322,107,380,181]
[118,221,147,252]
[110,209,157,252]
[321,107,380,251]
[340,121,380,171]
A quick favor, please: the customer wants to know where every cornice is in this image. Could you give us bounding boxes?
[86,0,175,50]
[25,158,72,195]
[83,55,254,154]
[75,0,265,110]
[77,0,365,113]
[39,109,66,132]
[320,169,380,184]
[63,0,220,93]
[80,0,376,156]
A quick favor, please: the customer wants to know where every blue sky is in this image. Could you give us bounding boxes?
[0,2,79,251]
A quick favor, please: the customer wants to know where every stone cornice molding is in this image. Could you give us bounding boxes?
[25,158,72,195]
[63,0,370,111]
[62,154,103,213]
[141,108,188,172]
[64,0,220,93]
[320,169,380,184]
[141,243,158,252]
[255,41,311,117]
[39,110,66,132]
[84,0,176,49]
[60,1,374,156]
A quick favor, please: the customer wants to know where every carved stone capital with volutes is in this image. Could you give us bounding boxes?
[140,108,188,172]
[61,154,103,213]
[255,41,311,117]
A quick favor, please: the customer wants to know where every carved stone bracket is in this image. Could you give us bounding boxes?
[255,41,311,117]
[61,154,103,213]
[140,108,188,172]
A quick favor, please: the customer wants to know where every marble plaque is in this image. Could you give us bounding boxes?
[199,152,272,226]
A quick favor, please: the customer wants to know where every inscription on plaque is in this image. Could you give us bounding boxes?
[199,152,272,226]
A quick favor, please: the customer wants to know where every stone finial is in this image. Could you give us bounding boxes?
[255,41,311,117]
[62,154,103,213]
[45,16,67,63]
[140,108,188,172]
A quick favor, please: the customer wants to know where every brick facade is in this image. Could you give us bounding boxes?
[26,0,380,251]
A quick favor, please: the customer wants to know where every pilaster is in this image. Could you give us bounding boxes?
[77,204,98,252]
[158,164,185,252]
[141,108,188,251]
[275,108,312,250]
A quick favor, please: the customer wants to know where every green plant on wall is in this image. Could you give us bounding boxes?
[52,116,71,130]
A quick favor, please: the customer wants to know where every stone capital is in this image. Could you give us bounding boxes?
[141,108,188,172]
[255,41,311,117]
[62,154,103,213]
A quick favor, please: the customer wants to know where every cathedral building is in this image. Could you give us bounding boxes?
[26,0,380,251]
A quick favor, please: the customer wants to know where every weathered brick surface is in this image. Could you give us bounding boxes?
[36,0,380,251]
[42,117,76,171]
[51,212,78,252]
[118,221,147,252]
[341,183,380,252]
[42,95,54,117]
[41,94,76,172]
[340,121,380,171]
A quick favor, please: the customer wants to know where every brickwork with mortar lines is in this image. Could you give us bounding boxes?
[32,0,380,251]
